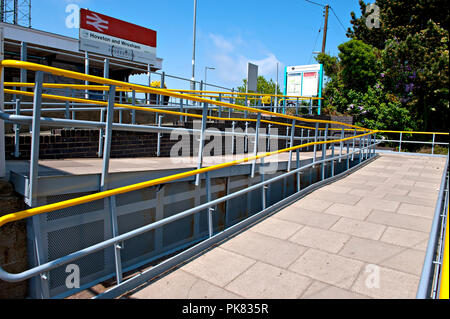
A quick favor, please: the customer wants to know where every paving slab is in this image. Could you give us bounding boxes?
[128,153,446,299]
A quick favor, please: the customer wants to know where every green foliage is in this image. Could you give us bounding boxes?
[347,0,449,49]
[320,0,448,133]
[338,39,380,92]
[235,76,282,106]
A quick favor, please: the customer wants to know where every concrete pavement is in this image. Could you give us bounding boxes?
[126,153,446,299]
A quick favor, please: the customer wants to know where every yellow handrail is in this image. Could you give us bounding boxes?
[440,203,449,299]
[0,130,375,228]
[4,82,322,101]
[377,130,449,136]
[0,59,375,229]
[2,60,353,130]
[4,88,356,133]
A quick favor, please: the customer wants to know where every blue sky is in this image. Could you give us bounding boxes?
[32,0,363,91]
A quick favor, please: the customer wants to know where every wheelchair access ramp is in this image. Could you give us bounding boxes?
[125,153,446,299]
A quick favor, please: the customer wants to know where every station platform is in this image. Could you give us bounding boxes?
[114,153,446,299]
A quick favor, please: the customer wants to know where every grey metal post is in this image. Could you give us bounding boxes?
[84,51,89,99]
[103,58,110,79]
[20,41,27,84]
[28,71,43,206]
[179,98,184,123]
[131,90,136,125]
[231,121,236,154]
[205,172,213,238]
[108,195,123,284]
[245,121,249,153]
[359,135,363,164]
[267,124,272,152]
[147,64,151,104]
[119,91,123,124]
[331,136,335,177]
[432,134,436,155]
[251,113,261,178]
[157,115,163,157]
[64,88,70,119]
[100,85,116,191]
[13,99,21,158]
[218,93,222,118]
[287,120,296,172]
[351,129,357,161]
[339,128,344,163]
[285,126,290,149]
[98,109,105,158]
[313,123,319,164]
[296,98,299,116]
[309,98,313,115]
[399,132,403,153]
[261,157,267,210]
[297,128,303,192]
[346,131,350,170]
[321,124,329,180]
[195,102,208,186]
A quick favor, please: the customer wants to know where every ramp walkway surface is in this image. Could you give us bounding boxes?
[122,153,446,299]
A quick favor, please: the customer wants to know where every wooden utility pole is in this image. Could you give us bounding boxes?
[321,4,329,53]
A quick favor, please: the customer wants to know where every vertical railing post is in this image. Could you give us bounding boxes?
[131,90,136,125]
[28,70,44,207]
[351,129,357,161]
[359,134,363,164]
[64,88,70,119]
[157,115,163,157]
[14,99,21,158]
[251,113,261,178]
[195,101,208,186]
[28,71,49,298]
[244,121,249,153]
[331,133,336,177]
[108,195,123,284]
[432,134,436,155]
[218,93,222,118]
[100,85,123,284]
[297,128,303,192]
[231,121,236,155]
[285,126,290,149]
[313,123,319,165]
[399,132,403,153]
[100,85,116,191]
[321,124,329,180]
[179,97,184,123]
[287,119,296,172]
[261,158,267,210]
[98,108,105,158]
[84,51,89,99]
[339,128,344,163]
[205,171,214,238]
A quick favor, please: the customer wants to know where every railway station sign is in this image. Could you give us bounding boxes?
[79,9,157,64]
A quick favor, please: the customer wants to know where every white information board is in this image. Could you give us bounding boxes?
[285,64,322,97]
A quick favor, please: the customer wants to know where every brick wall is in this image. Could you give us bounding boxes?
[0,180,28,299]
[5,115,353,160]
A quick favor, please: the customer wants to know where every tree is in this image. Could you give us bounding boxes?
[235,76,282,106]
[338,39,380,92]
[348,0,449,49]
[381,21,449,131]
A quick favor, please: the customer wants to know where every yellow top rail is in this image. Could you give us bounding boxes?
[0,60,370,131]
[4,82,322,102]
[377,130,449,136]
[4,88,357,133]
[0,130,375,228]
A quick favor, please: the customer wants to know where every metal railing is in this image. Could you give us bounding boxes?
[0,59,378,298]
[0,59,448,299]
[417,154,449,299]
